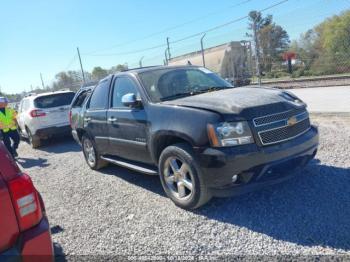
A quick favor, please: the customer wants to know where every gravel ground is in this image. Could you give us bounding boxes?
[16,116,350,259]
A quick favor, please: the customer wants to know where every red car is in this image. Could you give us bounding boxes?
[0,142,54,261]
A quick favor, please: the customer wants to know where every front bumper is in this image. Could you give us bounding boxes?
[197,125,319,197]
[0,216,54,261]
[35,125,71,139]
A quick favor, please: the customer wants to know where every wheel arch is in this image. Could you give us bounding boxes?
[151,131,195,164]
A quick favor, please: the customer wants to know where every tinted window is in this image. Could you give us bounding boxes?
[112,77,140,108]
[72,89,92,108]
[34,93,75,109]
[89,80,110,109]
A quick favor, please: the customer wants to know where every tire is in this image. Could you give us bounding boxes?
[82,135,108,170]
[159,143,211,210]
[18,128,26,141]
[26,127,41,148]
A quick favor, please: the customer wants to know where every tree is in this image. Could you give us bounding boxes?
[92,66,108,80]
[54,70,82,90]
[247,11,290,74]
[290,10,350,76]
[109,64,128,74]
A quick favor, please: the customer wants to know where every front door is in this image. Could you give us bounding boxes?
[107,76,152,164]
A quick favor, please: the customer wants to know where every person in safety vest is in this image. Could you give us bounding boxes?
[0,97,20,158]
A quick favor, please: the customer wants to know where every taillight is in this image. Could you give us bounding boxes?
[8,174,43,231]
[30,109,46,118]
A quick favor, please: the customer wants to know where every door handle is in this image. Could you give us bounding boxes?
[84,117,91,122]
[108,117,117,123]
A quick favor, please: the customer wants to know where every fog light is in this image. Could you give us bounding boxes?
[232,175,238,183]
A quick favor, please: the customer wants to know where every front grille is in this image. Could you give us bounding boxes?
[258,118,310,145]
[253,108,305,127]
[252,108,311,146]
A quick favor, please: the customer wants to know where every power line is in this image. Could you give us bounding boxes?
[84,0,289,57]
[64,54,78,70]
[85,43,167,57]
[171,0,288,44]
[83,0,253,55]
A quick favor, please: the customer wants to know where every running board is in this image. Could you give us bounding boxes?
[101,156,158,175]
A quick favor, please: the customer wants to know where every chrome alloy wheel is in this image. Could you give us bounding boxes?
[163,157,194,200]
[83,139,96,166]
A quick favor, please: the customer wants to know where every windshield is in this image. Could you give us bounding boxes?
[138,67,233,102]
[34,92,75,108]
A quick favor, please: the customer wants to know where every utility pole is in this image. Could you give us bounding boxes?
[139,56,144,68]
[77,47,86,83]
[252,19,261,86]
[164,49,169,66]
[200,34,206,67]
[166,37,171,60]
[40,73,45,89]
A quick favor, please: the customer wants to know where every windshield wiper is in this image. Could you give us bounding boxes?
[204,86,233,91]
[160,92,195,101]
[194,86,232,94]
[160,86,233,101]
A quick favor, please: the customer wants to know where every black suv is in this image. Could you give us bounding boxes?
[70,66,319,209]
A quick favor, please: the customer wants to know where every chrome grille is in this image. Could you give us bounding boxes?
[253,109,311,146]
[253,108,306,127]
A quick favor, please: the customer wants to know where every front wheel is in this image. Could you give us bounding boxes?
[159,143,211,210]
[82,135,107,170]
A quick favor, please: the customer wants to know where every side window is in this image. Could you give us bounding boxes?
[112,77,140,108]
[72,90,91,108]
[88,80,110,110]
[22,100,30,111]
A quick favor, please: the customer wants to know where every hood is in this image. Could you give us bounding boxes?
[162,86,305,119]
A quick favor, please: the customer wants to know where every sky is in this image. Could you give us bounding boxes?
[1,0,349,94]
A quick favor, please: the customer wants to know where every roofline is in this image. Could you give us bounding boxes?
[23,90,75,99]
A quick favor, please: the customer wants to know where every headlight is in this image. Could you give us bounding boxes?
[207,121,254,147]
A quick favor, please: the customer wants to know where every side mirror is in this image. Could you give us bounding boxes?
[121,93,141,108]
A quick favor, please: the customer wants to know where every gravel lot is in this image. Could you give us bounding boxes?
[17,116,350,259]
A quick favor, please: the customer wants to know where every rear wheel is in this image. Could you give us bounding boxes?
[26,127,41,148]
[82,135,107,170]
[159,143,211,209]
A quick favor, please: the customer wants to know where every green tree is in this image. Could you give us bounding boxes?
[247,11,290,74]
[109,64,128,73]
[92,66,108,80]
[54,70,82,90]
[290,10,350,76]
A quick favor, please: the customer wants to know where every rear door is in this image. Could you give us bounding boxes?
[33,92,75,127]
[70,88,93,130]
[107,76,152,164]
[84,79,111,154]
[0,147,20,252]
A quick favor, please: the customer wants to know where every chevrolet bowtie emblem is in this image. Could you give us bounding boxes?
[287,116,298,126]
